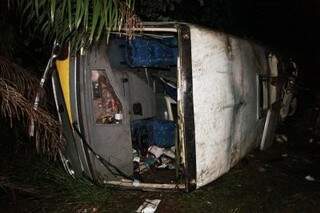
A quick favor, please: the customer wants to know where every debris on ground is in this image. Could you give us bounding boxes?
[276,134,288,143]
[136,199,161,213]
[258,167,266,172]
[148,145,165,158]
[133,179,141,187]
[134,145,176,174]
[133,149,140,163]
[305,175,315,181]
[159,156,175,169]
[131,118,177,176]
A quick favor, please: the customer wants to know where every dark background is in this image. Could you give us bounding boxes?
[136,0,320,90]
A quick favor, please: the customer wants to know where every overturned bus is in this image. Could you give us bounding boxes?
[52,22,294,192]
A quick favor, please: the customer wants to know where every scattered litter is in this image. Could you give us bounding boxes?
[136,199,161,213]
[161,156,172,164]
[133,179,140,187]
[276,134,288,143]
[135,145,176,174]
[133,149,140,162]
[305,175,315,181]
[158,156,175,170]
[281,153,288,157]
[121,178,132,183]
[134,156,141,163]
[144,155,158,167]
[157,164,167,169]
[138,155,158,173]
[139,164,148,172]
[167,164,175,170]
[258,167,266,172]
[163,147,175,159]
[148,146,165,158]
[148,145,176,159]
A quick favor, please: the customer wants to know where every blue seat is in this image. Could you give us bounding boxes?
[131,118,176,149]
[125,37,178,68]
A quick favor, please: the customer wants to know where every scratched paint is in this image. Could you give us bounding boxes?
[190,25,274,188]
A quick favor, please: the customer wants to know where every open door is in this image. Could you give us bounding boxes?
[79,46,133,182]
[73,24,189,190]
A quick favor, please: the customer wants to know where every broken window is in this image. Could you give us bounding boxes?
[91,70,123,124]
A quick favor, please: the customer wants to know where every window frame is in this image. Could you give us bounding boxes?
[90,69,123,125]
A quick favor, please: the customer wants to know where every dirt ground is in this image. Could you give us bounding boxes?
[1,100,320,213]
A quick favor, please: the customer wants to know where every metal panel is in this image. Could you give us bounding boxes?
[51,72,83,176]
[71,56,94,179]
[127,72,156,120]
[190,26,269,188]
[81,43,133,182]
[177,25,197,191]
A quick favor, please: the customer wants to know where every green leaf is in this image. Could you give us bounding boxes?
[75,0,83,29]
[96,18,105,42]
[33,12,48,31]
[35,0,39,16]
[61,0,67,19]
[113,3,119,30]
[108,2,114,30]
[40,20,49,32]
[24,13,36,27]
[21,0,33,18]
[50,0,56,23]
[67,0,72,30]
[89,0,101,43]
[18,0,137,53]
[83,0,89,31]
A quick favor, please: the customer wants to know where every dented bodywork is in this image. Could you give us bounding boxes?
[190,26,278,187]
[52,22,294,192]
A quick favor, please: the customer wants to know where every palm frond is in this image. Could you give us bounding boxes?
[0,56,62,157]
[18,0,140,53]
[0,56,39,100]
[0,79,63,157]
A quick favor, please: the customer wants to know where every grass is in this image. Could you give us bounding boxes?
[2,142,320,213]
[2,110,320,212]
[0,150,113,212]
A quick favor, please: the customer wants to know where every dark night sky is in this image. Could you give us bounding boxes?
[231,0,319,87]
[1,0,319,88]
[137,0,320,89]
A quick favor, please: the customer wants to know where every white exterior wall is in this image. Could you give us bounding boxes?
[190,26,268,188]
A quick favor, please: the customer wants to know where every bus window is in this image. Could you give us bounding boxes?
[91,70,123,124]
